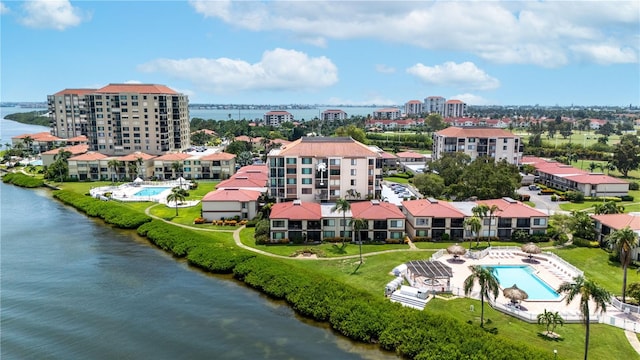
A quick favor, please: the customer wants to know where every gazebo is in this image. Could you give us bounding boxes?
[405,260,453,293]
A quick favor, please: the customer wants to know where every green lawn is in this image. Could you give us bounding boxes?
[426,297,634,360]
[383,176,410,184]
[516,130,623,148]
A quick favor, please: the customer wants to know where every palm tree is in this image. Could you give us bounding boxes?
[605,161,616,175]
[166,187,187,216]
[463,265,499,327]
[127,162,138,180]
[594,201,625,215]
[107,159,122,183]
[21,135,34,156]
[350,218,368,264]
[486,205,501,246]
[136,156,144,179]
[463,216,482,250]
[171,161,183,188]
[332,198,351,247]
[537,309,564,337]
[606,227,639,303]
[588,162,597,173]
[557,276,611,360]
[472,204,489,245]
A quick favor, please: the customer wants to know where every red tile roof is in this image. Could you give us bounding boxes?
[53,88,97,96]
[380,151,397,159]
[277,137,379,158]
[235,164,268,174]
[153,153,192,161]
[435,127,518,138]
[265,111,292,115]
[200,152,236,161]
[406,100,422,104]
[270,201,322,220]
[475,199,547,218]
[403,199,466,218]
[350,200,404,220]
[65,135,88,143]
[69,152,109,161]
[95,83,178,94]
[202,189,262,202]
[12,132,62,142]
[446,100,464,104]
[565,173,629,185]
[117,152,157,161]
[592,214,640,231]
[217,177,267,189]
[42,144,88,155]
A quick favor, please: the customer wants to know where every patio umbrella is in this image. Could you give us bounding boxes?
[521,242,541,260]
[503,284,528,305]
[133,177,144,184]
[446,243,466,260]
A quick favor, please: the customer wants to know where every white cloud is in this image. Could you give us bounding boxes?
[375,64,396,74]
[450,93,492,106]
[189,1,639,67]
[124,80,142,84]
[407,61,500,91]
[20,0,88,30]
[326,95,397,107]
[570,44,638,65]
[138,48,338,93]
[0,2,9,14]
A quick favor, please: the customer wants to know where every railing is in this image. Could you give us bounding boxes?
[611,297,640,314]
[430,249,447,260]
[543,251,584,277]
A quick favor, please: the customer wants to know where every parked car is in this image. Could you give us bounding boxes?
[528,185,540,190]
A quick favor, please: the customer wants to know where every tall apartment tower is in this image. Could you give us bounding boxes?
[404,100,423,116]
[48,88,96,138]
[424,96,446,115]
[444,100,467,118]
[84,84,190,155]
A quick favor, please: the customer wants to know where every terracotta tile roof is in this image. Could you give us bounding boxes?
[265,110,292,115]
[153,153,192,161]
[117,152,157,161]
[350,200,405,220]
[202,189,262,202]
[235,164,268,175]
[396,151,426,158]
[475,198,547,218]
[192,129,217,136]
[270,138,291,145]
[65,135,88,143]
[375,108,401,112]
[276,137,380,158]
[217,177,267,189]
[406,100,422,104]
[435,127,518,138]
[53,88,97,96]
[42,144,88,155]
[403,199,466,218]
[322,109,346,113]
[95,83,178,94]
[69,151,109,161]
[564,173,629,185]
[379,151,397,159]
[234,135,263,143]
[200,152,236,161]
[446,99,464,104]
[270,201,322,220]
[13,132,62,142]
[592,214,640,231]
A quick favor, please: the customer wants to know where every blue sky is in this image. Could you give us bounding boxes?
[1,1,639,106]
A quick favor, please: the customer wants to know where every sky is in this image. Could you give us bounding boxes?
[1,0,639,107]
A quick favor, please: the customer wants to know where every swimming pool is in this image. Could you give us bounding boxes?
[134,187,171,197]
[486,265,560,301]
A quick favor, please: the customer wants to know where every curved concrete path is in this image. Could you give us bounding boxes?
[625,330,640,354]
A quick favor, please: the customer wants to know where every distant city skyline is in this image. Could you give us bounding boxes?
[2,1,639,107]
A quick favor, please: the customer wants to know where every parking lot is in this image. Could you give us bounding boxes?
[381,181,420,205]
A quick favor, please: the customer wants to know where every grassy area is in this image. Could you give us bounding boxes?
[516,130,623,148]
[383,176,410,184]
[412,240,554,251]
[570,159,640,180]
[426,297,634,360]
[547,246,640,295]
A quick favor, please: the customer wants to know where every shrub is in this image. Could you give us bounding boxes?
[629,182,639,191]
[564,191,584,203]
[2,173,44,188]
[550,195,557,202]
[194,217,205,224]
[572,237,600,248]
[385,238,402,244]
[621,195,635,202]
[511,230,530,243]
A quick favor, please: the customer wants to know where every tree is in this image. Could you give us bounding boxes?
[334,124,366,143]
[463,216,482,250]
[570,211,596,240]
[596,122,615,137]
[350,218,368,264]
[236,151,254,167]
[486,204,501,246]
[472,205,489,245]
[463,265,499,327]
[557,276,610,360]
[606,227,639,303]
[107,159,122,183]
[332,198,351,247]
[127,162,138,180]
[594,201,625,215]
[537,309,564,337]
[412,173,445,198]
[424,113,446,132]
[136,157,144,179]
[429,152,471,186]
[611,134,640,177]
[166,187,187,216]
[450,158,521,200]
[21,135,34,156]
[588,162,597,172]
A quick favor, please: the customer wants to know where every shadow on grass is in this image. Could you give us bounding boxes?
[328,243,349,255]
[537,333,565,342]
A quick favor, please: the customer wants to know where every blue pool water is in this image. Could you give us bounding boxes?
[134,187,171,197]
[487,265,560,301]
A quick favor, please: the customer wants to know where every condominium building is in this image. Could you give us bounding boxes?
[267,137,382,203]
[48,88,96,138]
[432,127,523,165]
[373,108,401,120]
[79,83,190,155]
[321,109,347,121]
[424,96,446,115]
[443,100,467,118]
[404,100,423,116]
[264,111,293,127]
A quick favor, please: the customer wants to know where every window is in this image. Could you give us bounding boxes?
[389,232,403,239]
[302,178,312,185]
[503,146,507,150]
[273,232,285,240]
[323,231,335,238]
[533,218,546,226]
[301,157,312,164]
[329,159,340,165]
[340,231,352,238]
[272,220,285,228]
[323,219,335,227]
[351,159,357,166]
[416,230,428,237]
[301,168,312,174]
[286,178,296,184]
[350,169,356,176]
[286,168,296,174]
[390,220,403,228]
[416,218,429,226]
[350,179,356,186]
[301,188,312,194]
[286,158,296,164]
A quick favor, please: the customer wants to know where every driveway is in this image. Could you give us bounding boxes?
[517,186,566,215]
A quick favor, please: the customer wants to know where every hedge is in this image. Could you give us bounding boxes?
[52,190,151,229]
[2,172,44,188]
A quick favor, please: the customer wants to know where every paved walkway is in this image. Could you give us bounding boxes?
[625,330,640,354]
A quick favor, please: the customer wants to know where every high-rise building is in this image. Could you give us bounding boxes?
[404,100,423,116]
[432,127,523,164]
[424,96,446,115]
[263,110,293,127]
[443,99,467,118]
[47,88,96,138]
[267,137,382,203]
[49,84,190,155]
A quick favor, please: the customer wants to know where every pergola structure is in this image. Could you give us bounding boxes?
[405,260,453,292]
